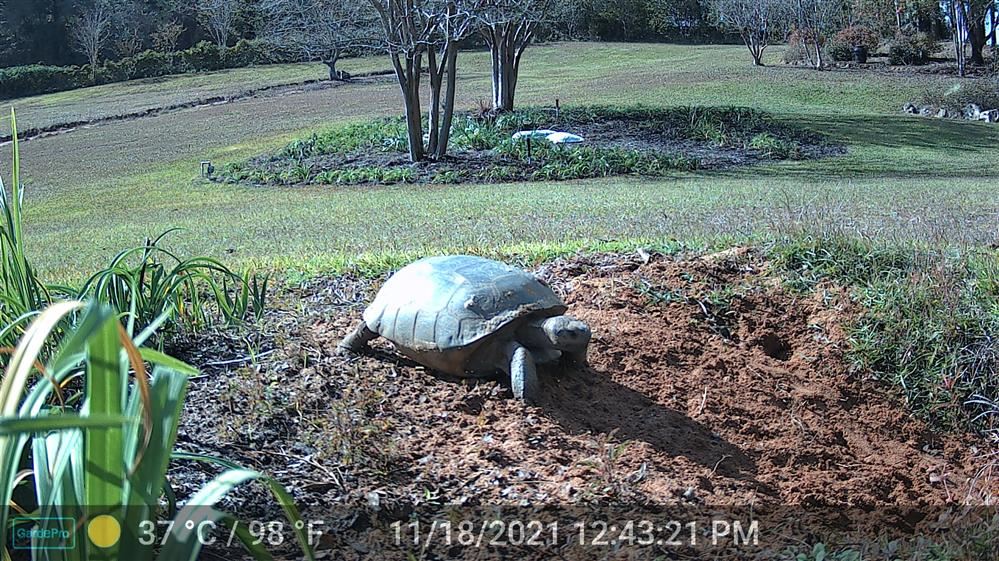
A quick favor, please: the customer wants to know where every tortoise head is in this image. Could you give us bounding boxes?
[540,315,591,351]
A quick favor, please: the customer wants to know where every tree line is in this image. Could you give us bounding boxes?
[2,2,995,70]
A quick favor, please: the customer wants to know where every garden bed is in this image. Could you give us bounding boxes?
[217,106,841,187]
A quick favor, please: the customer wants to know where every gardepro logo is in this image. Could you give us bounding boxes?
[11,517,75,550]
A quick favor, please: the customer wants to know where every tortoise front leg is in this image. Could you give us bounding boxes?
[506,342,538,403]
[563,348,588,368]
[337,321,377,354]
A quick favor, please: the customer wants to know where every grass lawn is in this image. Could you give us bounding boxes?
[3,42,998,282]
[3,55,390,132]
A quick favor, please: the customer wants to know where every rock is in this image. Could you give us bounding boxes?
[964,103,982,120]
[902,102,919,115]
[935,108,950,119]
[979,109,999,123]
[918,106,934,117]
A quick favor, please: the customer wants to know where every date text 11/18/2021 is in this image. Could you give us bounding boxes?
[391,518,760,549]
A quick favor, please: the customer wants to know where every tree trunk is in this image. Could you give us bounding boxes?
[991,5,997,49]
[89,51,99,82]
[324,53,341,81]
[391,52,425,162]
[968,16,987,65]
[743,32,764,66]
[953,4,967,77]
[433,44,459,160]
[812,39,824,69]
[485,22,532,112]
[427,46,443,157]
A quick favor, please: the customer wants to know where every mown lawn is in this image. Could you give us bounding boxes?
[3,42,998,282]
[3,55,390,131]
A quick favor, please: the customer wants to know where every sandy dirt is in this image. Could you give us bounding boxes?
[169,249,995,559]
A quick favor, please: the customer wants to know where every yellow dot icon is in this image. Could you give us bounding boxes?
[87,515,121,549]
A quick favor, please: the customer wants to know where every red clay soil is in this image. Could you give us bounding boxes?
[173,249,996,559]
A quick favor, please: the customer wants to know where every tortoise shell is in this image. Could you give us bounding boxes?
[363,255,567,353]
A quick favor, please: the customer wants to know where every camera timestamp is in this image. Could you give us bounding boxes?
[391,518,760,549]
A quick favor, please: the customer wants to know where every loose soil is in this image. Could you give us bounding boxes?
[168,250,995,559]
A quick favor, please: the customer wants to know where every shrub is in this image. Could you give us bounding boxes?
[783,29,826,65]
[0,40,305,99]
[0,65,85,99]
[224,39,269,68]
[101,57,136,81]
[180,41,225,72]
[888,31,938,65]
[131,49,175,79]
[829,26,880,62]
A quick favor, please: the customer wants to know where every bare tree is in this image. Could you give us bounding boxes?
[709,0,783,66]
[197,0,240,49]
[368,0,474,162]
[260,0,375,81]
[151,20,185,54]
[784,0,846,69]
[475,0,550,112]
[115,29,143,59]
[70,1,114,81]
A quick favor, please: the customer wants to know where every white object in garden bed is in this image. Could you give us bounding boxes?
[513,129,557,140]
[545,132,584,144]
[512,130,585,144]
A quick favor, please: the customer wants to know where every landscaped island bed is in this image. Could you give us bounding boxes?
[218,106,840,187]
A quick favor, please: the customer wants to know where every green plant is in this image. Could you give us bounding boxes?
[223,105,812,188]
[1,110,266,348]
[0,40,282,100]
[919,78,999,112]
[793,543,861,561]
[76,230,268,336]
[0,301,314,560]
[889,31,938,65]
[0,110,51,346]
[749,133,802,159]
[180,41,225,72]
[0,65,87,100]
[771,237,999,436]
[829,26,881,62]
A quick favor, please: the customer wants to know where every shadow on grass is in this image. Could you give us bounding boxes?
[697,112,999,182]
[794,113,998,151]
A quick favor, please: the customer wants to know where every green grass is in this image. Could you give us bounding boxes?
[2,42,998,284]
[771,237,999,436]
[4,55,390,132]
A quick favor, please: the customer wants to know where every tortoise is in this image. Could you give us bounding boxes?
[338,255,591,401]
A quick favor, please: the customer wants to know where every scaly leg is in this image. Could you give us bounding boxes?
[337,321,377,354]
[507,342,538,402]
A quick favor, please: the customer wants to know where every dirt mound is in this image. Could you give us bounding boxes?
[171,250,994,558]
